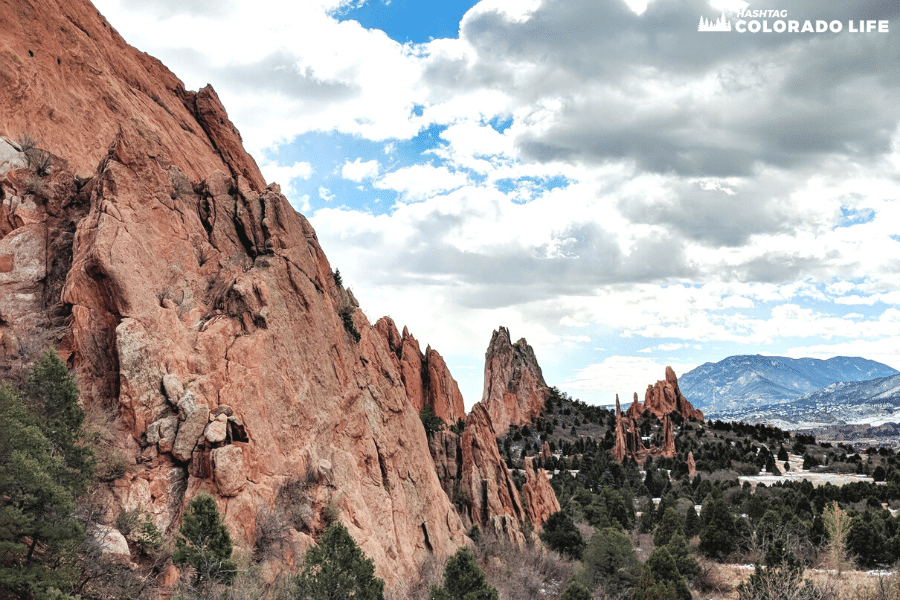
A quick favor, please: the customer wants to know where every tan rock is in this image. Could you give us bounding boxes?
[212,445,246,497]
[687,451,697,479]
[481,327,549,436]
[205,420,227,443]
[2,1,475,588]
[89,524,131,562]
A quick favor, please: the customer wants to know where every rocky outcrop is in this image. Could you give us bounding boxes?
[642,366,704,422]
[613,393,676,464]
[687,451,697,479]
[481,327,550,436]
[0,1,473,584]
[0,0,260,189]
[460,403,525,527]
[521,456,560,528]
[374,317,466,425]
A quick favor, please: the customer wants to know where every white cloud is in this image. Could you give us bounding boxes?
[375,164,470,200]
[319,187,335,202]
[341,158,380,181]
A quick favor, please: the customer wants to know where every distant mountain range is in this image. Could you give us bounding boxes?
[679,355,899,415]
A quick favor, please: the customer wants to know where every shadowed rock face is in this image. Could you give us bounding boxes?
[481,326,550,436]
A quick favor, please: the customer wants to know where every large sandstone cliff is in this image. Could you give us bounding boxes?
[0,0,476,585]
[0,0,564,587]
[481,327,550,436]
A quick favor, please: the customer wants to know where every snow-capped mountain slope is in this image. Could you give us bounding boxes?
[679,355,898,413]
[708,373,900,429]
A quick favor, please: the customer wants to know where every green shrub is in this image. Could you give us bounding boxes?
[420,405,443,434]
[540,511,584,561]
[293,522,384,600]
[174,494,237,586]
[430,547,497,600]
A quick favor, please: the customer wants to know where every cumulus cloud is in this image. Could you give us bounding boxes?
[341,158,380,181]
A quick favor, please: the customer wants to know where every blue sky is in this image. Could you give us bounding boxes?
[93,0,900,408]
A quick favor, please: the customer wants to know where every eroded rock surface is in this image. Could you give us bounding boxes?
[481,327,550,436]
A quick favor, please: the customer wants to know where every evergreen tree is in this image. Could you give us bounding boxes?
[699,497,737,559]
[25,350,95,494]
[430,547,497,600]
[654,507,684,548]
[294,522,385,600]
[684,505,701,539]
[666,533,700,582]
[174,494,238,586]
[0,384,84,599]
[560,581,592,600]
[540,511,585,560]
[642,547,691,600]
[578,527,641,597]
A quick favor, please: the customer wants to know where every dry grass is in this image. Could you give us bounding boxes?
[477,537,578,600]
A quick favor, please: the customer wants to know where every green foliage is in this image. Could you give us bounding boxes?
[653,507,684,548]
[449,419,465,436]
[340,307,362,343]
[0,356,94,600]
[642,547,692,600]
[539,511,584,561]
[665,532,700,582]
[26,350,95,494]
[430,547,497,600]
[699,497,737,559]
[174,494,237,586]
[684,504,700,539]
[420,405,443,435]
[560,581,592,600]
[577,527,640,597]
[333,269,343,287]
[294,522,384,600]
[630,566,679,600]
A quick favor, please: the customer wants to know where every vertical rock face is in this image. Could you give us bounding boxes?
[481,327,550,436]
[521,456,560,528]
[1,1,472,585]
[460,403,524,526]
[374,317,466,424]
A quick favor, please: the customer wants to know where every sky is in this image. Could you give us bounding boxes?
[91,0,900,409]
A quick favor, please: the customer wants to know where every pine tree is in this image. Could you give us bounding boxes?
[430,547,497,600]
[560,581,592,600]
[294,522,385,600]
[25,350,95,494]
[174,494,238,586]
[0,384,84,599]
[666,532,700,582]
[578,527,641,597]
[540,511,585,560]
[699,497,737,559]
[654,507,684,548]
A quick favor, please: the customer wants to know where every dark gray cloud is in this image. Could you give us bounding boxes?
[444,0,900,179]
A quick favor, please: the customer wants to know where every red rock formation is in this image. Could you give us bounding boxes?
[541,441,552,461]
[0,2,474,585]
[0,0,264,190]
[521,456,560,528]
[687,451,697,479]
[481,327,550,436]
[643,366,704,422]
[374,317,466,424]
[613,395,628,462]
